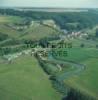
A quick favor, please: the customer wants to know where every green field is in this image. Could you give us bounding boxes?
[0,15,62,100]
[0,16,22,23]
[20,24,59,40]
[0,15,59,40]
[0,54,61,100]
[1,14,98,100]
[56,47,98,99]
[65,58,98,98]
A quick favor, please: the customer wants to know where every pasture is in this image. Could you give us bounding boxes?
[56,47,98,99]
[0,55,61,100]
[0,15,59,39]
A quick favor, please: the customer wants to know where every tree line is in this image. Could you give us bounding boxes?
[0,9,98,31]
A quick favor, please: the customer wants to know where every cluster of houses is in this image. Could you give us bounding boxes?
[68,31,88,39]
[6,19,88,41]
[59,30,88,40]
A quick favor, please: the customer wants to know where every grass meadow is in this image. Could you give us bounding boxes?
[0,55,61,100]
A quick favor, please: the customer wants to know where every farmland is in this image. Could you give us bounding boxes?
[0,14,62,100]
[64,58,98,98]
[0,54,61,100]
[0,15,59,39]
[0,8,98,100]
[55,47,98,99]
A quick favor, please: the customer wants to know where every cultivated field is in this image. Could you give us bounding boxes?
[0,12,98,100]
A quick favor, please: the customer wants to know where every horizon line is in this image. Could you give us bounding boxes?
[0,6,98,9]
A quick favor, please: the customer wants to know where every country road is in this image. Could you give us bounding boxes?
[2,48,85,82]
[37,50,86,82]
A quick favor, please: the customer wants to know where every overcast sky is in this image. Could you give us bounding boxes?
[0,0,98,8]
